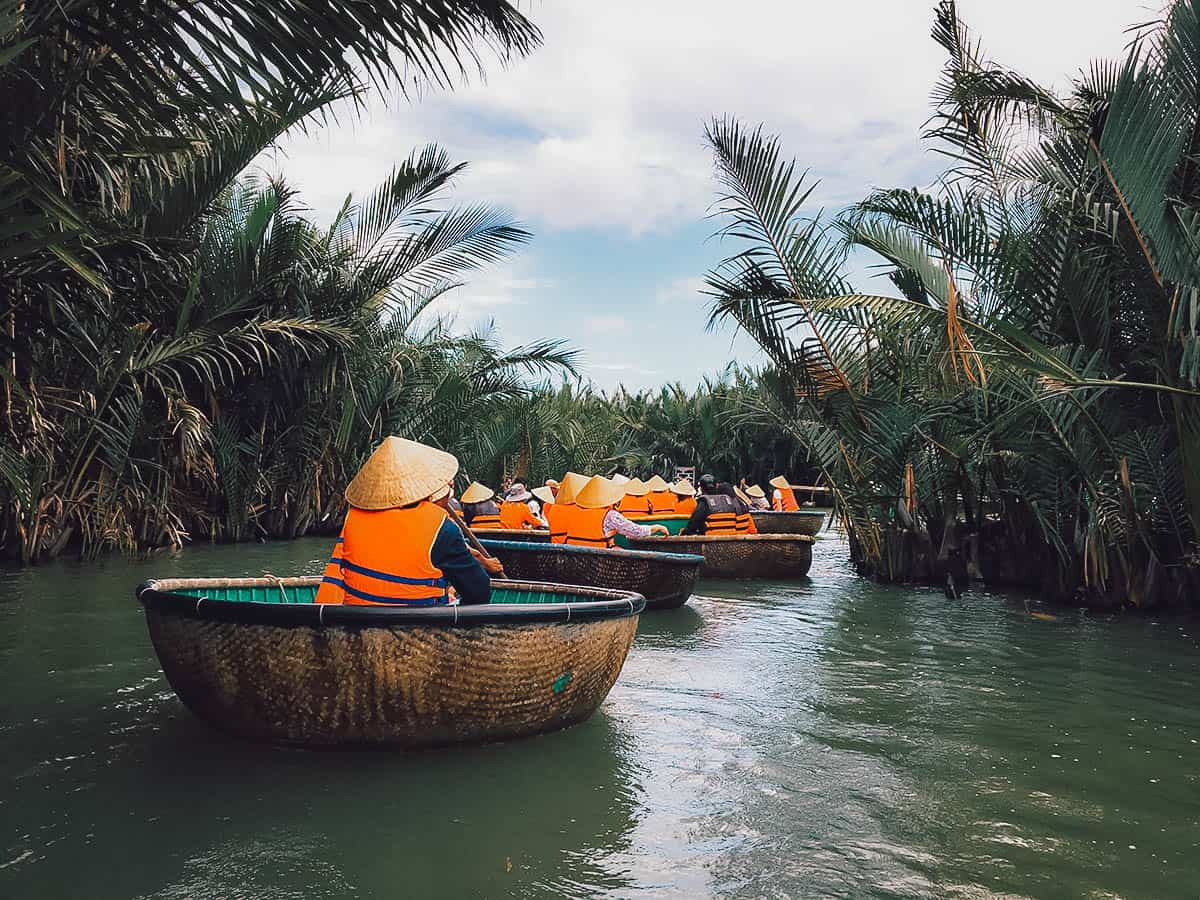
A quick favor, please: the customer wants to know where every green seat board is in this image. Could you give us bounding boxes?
[171,585,581,606]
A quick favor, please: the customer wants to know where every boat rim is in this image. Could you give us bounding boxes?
[478,539,704,565]
[631,534,815,543]
[137,577,646,628]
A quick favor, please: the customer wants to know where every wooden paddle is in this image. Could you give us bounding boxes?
[445,505,506,578]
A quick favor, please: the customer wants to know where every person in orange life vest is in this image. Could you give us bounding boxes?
[616,477,652,519]
[499,483,544,529]
[545,472,588,544]
[532,485,555,518]
[682,474,744,536]
[315,437,500,607]
[564,476,669,548]
[460,481,503,529]
[770,475,800,511]
[670,479,697,516]
[731,485,759,534]
[744,483,770,510]
[645,474,677,515]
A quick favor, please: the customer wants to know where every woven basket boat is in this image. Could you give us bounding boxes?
[624,534,814,579]
[470,527,550,543]
[137,577,644,748]
[480,540,703,611]
[751,510,826,536]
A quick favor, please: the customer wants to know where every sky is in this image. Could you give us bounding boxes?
[268,0,1147,391]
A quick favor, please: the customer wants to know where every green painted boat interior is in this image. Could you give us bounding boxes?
[614,515,689,548]
[166,585,580,605]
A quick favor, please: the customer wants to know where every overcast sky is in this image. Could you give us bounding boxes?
[268,0,1147,390]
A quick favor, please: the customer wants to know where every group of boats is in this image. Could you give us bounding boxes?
[136,478,828,751]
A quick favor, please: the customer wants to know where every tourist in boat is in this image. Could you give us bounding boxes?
[744,484,770,510]
[617,477,652,519]
[671,479,697,516]
[461,481,503,529]
[682,474,744,536]
[729,485,759,534]
[499,483,545,529]
[645,474,677,515]
[315,437,500,607]
[770,475,800,511]
[532,485,555,513]
[565,475,669,548]
[545,471,589,543]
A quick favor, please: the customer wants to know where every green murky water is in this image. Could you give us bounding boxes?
[2,537,1199,898]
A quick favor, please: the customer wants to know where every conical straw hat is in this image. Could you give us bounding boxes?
[460,481,495,504]
[623,477,650,497]
[610,473,630,485]
[344,437,458,510]
[769,475,795,490]
[746,484,766,498]
[645,474,671,492]
[575,475,625,510]
[735,486,752,504]
[531,486,555,505]
[670,479,696,497]
[556,471,590,505]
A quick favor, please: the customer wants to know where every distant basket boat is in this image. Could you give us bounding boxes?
[624,534,814,579]
[751,510,826,536]
[137,576,644,748]
[480,539,704,610]
[471,527,550,543]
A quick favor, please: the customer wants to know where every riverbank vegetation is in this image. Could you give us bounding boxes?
[705,0,1200,608]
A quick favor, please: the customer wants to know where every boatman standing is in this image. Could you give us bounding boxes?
[315,437,501,606]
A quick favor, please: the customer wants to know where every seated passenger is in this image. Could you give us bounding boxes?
[545,471,589,544]
[460,481,503,529]
[744,484,770,510]
[616,477,652,519]
[564,476,669,547]
[315,437,501,607]
[645,474,677,515]
[499,484,545,529]
[682,474,744,536]
[770,475,800,511]
[671,479,697,516]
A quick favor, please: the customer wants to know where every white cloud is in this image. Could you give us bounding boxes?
[583,314,629,333]
[273,0,1139,233]
[655,276,707,305]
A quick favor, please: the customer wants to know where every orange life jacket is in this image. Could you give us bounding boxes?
[315,503,450,606]
[675,496,697,517]
[701,495,740,536]
[735,509,757,534]
[773,488,799,512]
[499,501,541,530]
[546,502,570,544]
[617,495,650,519]
[648,491,676,515]
[465,499,502,529]
[564,505,614,549]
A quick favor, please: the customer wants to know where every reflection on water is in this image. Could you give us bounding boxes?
[3,538,1200,898]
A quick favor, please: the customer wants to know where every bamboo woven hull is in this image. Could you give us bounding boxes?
[481,540,703,610]
[138,577,641,748]
[625,534,814,579]
[751,510,826,536]
[472,527,550,543]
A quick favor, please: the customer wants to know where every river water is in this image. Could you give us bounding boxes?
[2,537,1199,898]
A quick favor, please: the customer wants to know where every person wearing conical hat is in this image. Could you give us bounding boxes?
[769,475,800,512]
[532,485,555,509]
[315,438,499,607]
[460,481,503,529]
[610,473,630,486]
[546,472,589,543]
[744,483,770,510]
[562,475,669,548]
[670,479,697,517]
[644,474,677,515]
[616,477,652,519]
[499,483,545,530]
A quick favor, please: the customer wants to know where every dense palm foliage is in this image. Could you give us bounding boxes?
[460,370,815,490]
[705,1,1200,608]
[0,1,545,562]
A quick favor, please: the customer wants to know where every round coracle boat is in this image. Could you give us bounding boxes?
[480,540,704,611]
[624,534,814,579]
[751,510,826,536]
[470,527,550,543]
[137,576,644,748]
